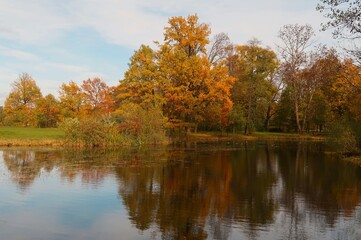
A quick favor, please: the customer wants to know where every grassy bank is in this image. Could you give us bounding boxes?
[0,127,64,146]
[0,126,326,147]
[187,131,325,142]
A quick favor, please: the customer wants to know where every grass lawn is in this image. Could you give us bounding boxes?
[0,126,64,140]
[0,127,64,146]
[0,127,325,147]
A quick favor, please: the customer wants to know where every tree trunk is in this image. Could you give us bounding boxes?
[301,94,314,132]
[295,97,301,133]
[244,123,249,135]
[194,123,198,133]
[245,97,252,135]
[264,105,272,131]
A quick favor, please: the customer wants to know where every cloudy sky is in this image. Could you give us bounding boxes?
[0,0,337,105]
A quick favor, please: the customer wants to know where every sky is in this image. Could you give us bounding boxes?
[0,0,337,105]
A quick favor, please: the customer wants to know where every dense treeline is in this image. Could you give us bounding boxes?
[1,11,361,150]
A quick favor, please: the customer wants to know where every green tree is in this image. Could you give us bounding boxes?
[4,73,42,126]
[229,39,279,134]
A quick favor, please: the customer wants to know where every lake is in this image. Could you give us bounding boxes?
[0,141,361,240]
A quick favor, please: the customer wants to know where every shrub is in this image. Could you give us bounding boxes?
[59,118,81,146]
[329,121,360,155]
[116,103,168,145]
[60,116,123,147]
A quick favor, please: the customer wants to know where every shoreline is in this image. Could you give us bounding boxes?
[0,139,64,147]
[185,132,325,142]
[0,132,326,148]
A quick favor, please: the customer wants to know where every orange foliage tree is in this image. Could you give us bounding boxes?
[117,14,234,133]
[81,78,114,115]
[58,81,85,118]
[36,94,61,128]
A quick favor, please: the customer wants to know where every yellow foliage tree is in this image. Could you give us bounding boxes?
[4,73,42,126]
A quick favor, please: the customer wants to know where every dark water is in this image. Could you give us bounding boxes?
[0,142,361,240]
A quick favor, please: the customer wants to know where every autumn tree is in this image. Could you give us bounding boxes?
[298,48,341,131]
[164,14,210,57]
[331,59,361,121]
[329,59,361,152]
[317,0,361,39]
[317,0,361,62]
[278,24,314,132]
[207,33,233,65]
[229,39,280,134]
[81,78,114,115]
[157,45,232,131]
[158,15,234,132]
[58,81,85,118]
[0,106,4,125]
[116,45,163,109]
[4,73,42,126]
[117,15,234,134]
[36,94,61,128]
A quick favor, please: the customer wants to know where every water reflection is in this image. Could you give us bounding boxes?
[1,142,361,239]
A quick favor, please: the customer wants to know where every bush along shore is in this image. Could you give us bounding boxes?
[0,125,326,148]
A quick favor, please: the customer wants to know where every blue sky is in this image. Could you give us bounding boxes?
[0,0,336,105]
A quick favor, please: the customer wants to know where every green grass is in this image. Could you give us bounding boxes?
[0,127,325,147]
[0,126,64,140]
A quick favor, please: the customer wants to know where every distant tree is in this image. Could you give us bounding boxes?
[81,78,114,115]
[117,15,234,134]
[331,59,361,121]
[278,24,314,132]
[116,45,163,109]
[58,81,85,118]
[164,14,210,57]
[298,48,341,131]
[158,15,234,132]
[4,73,42,126]
[36,94,61,128]
[207,33,233,65]
[230,39,280,134]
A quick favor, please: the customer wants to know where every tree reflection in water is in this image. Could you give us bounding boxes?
[1,142,361,239]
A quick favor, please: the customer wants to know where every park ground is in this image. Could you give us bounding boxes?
[0,126,324,147]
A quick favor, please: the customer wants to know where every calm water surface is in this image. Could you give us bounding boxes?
[0,142,361,240]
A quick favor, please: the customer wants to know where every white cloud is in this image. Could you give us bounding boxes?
[0,0,336,49]
[0,0,75,44]
[0,45,40,61]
